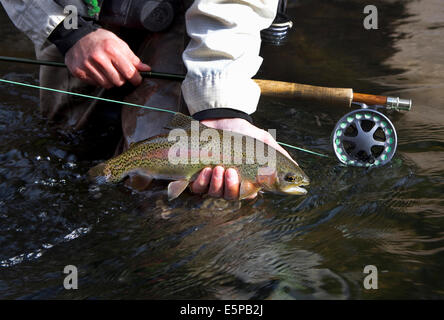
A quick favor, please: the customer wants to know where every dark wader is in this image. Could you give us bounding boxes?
[36,1,191,157]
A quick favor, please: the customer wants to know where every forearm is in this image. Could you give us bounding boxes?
[182,0,279,117]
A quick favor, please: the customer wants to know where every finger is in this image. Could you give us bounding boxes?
[120,47,150,83]
[112,51,143,86]
[84,60,112,88]
[135,61,151,72]
[208,166,225,198]
[91,55,126,87]
[123,47,151,72]
[224,168,240,200]
[80,76,100,87]
[190,167,212,194]
[71,66,98,86]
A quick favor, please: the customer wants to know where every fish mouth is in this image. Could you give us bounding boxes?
[280,184,308,195]
[279,175,310,195]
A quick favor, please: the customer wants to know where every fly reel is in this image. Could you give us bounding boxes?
[331,104,397,167]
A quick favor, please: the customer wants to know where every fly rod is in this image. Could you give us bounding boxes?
[0,56,412,111]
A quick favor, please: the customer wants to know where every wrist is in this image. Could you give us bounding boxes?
[48,17,100,56]
[200,118,251,132]
[192,108,253,124]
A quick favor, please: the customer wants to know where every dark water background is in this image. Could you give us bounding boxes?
[0,0,443,299]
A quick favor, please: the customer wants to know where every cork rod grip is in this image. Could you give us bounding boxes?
[254,79,354,108]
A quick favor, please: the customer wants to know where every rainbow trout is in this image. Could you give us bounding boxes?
[89,113,309,200]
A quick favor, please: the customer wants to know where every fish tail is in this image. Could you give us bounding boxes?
[88,162,108,184]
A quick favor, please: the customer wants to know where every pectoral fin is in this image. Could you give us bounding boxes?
[125,175,153,192]
[239,180,262,200]
[167,179,190,201]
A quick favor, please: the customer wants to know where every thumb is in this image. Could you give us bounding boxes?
[135,61,151,72]
[128,52,151,71]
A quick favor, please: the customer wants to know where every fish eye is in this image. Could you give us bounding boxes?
[284,173,297,182]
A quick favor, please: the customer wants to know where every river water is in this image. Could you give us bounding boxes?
[0,0,443,299]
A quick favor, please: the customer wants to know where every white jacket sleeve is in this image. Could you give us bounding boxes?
[0,0,66,49]
[182,0,278,116]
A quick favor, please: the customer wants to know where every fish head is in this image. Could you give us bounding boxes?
[276,168,310,195]
[256,164,309,196]
[263,156,310,196]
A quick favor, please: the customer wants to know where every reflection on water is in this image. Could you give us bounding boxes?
[0,0,443,299]
[369,0,444,180]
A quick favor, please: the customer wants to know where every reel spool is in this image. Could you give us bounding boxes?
[331,105,397,167]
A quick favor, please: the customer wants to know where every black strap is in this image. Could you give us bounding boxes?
[192,108,253,124]
[48,17,100,56]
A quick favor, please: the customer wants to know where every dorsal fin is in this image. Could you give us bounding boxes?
[127,131,176,149]
[164,112,207,131]
[128,140,147,149]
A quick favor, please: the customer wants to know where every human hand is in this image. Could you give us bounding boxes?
[190,117,296,200]
[65,28,151,89]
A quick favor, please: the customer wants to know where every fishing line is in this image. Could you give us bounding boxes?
[0,78,176,114]
[0,78,329,158]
